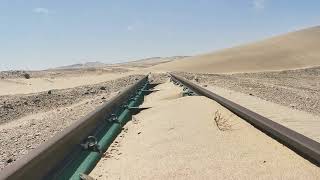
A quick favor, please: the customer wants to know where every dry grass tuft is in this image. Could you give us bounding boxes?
[213,110,232,131]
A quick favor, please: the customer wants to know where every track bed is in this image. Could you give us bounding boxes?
[90,80,320,179]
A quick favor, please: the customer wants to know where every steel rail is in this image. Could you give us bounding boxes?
[0,75,149,180]
[170,73,320,166]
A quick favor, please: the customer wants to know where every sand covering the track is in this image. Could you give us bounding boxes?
[90,81,320,179]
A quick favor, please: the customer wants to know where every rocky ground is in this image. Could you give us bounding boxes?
[0,75,144,124]
[0,74,149,170]
[176,66,320,116]
[0,67,130,80]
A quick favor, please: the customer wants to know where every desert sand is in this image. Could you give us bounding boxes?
[90,81,320,179]
[205,85,320,142]
[1,25,320,176]
[153,26,320,73]
[0,69,146,96]
[0,73,149,169]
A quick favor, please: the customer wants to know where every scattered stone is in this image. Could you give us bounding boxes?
[137,132,141,135]
[6,158,13,163]
[48,90,52,94]
[249,93,254,96]
[203,84,208,87]
[101,97,106,100]
[100,86,106,90]
[33,99,41,103]
[0,74,147,170]
[3,104,14,109]
[290,103,296,108]
[23,73,31,79]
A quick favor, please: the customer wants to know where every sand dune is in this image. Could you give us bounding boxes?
[153,26,320,73]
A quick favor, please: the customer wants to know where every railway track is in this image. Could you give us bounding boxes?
[170,74,320,166]
[1,74,319,180]
[0,75,155,180]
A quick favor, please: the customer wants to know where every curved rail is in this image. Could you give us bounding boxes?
[0,75,150,180]
[170,73,320,166]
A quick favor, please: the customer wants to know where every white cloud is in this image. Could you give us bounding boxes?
[127,25,134,31]
[33,8,50,15]
[253,0,267,9]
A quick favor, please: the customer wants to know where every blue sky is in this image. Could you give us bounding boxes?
[0,0,319,70]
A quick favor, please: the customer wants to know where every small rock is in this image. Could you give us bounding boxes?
[35,133,41,136]
[101,97,106,100]
[137,132,141,135]
[23,73,31,79]
[290,104,296,108]
[203,84,208,87]
[47,90,52,94]
[249,93,254,96]
[6,158,13,163]
[33,99,41,103]
[263,160,266,163]
[100,86,106,90]
[3,104,13,109]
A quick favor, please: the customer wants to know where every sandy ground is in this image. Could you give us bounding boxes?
[0,70,146,96]
[176,66,320,116]
[205,85,320,142]
[0,73,161,170]
[152,26,320,73]
[90,81,320,179]
[0,75,145,125]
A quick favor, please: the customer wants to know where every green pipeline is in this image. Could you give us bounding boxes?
[54,82,149,180]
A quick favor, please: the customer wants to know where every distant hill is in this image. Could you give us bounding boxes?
[54,61,107,69]
[116,56,189,68]
[153,26,320,73]
[54,56,190,70]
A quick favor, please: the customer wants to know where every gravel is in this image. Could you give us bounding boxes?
[175,66,320,116]
[0,68,130,79]
[0,75,144,125]
[0,74,144,170]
